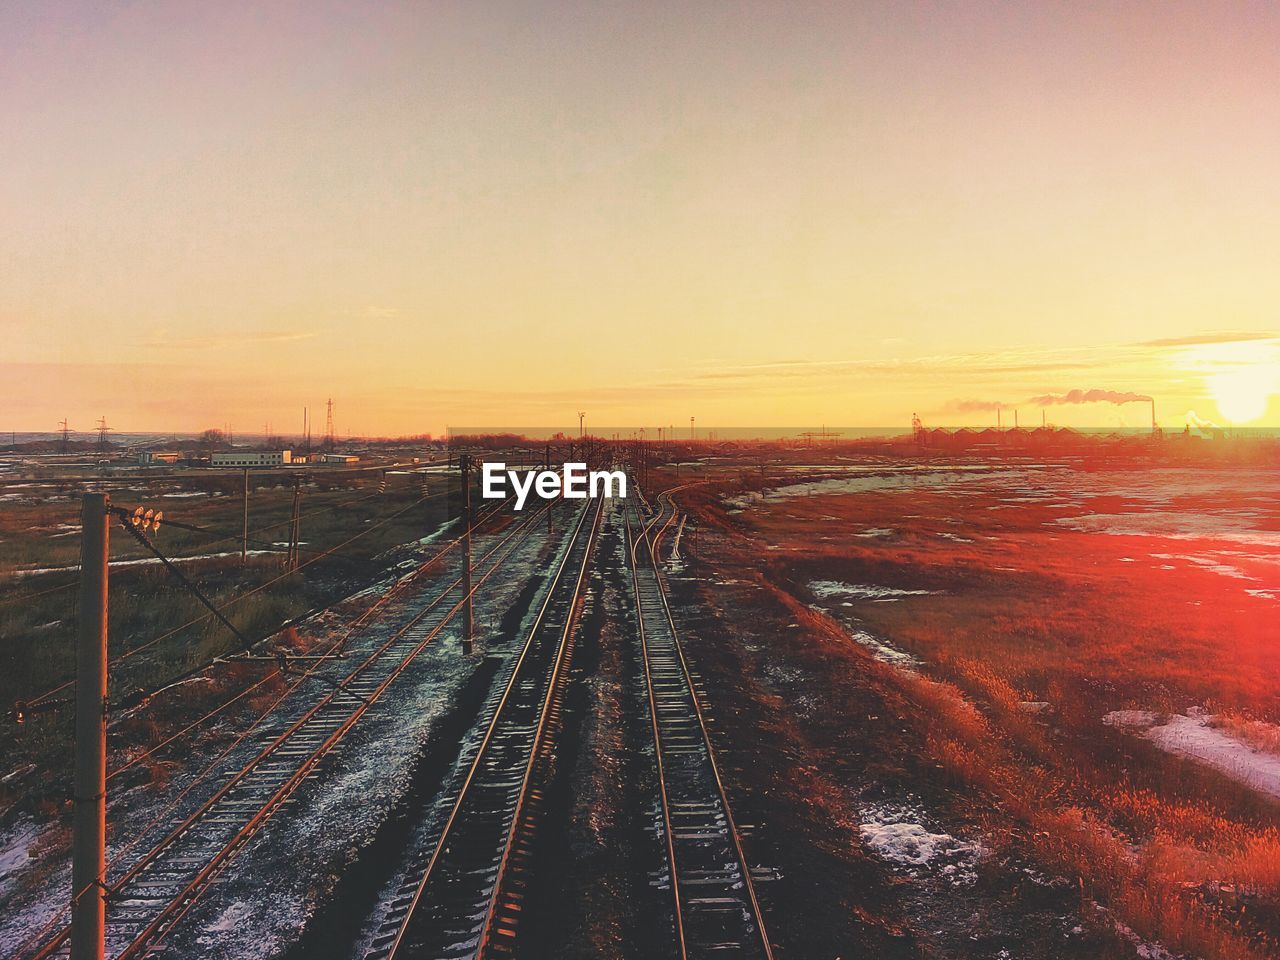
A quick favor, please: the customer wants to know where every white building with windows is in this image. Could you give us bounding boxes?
[210,450,293,468]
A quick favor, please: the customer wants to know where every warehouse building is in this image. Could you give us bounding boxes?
[137,450,183,465]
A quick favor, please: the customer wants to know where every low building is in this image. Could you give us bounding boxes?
[210,450,293,468]
[137,450,182,465]
[319,453,360,464]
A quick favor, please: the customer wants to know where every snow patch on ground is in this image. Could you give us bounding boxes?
[1150,553,1254,581]
[1104,709,1280,801]
[1058,511,1280,549]
[417,516,459,546]
[0,818,38,898]
[722,464,1025,509]
[810,579,934,602]
[13,549,281,577]
[1099,907,1184,960]
[849,628,920,668]
[859,803,985,884]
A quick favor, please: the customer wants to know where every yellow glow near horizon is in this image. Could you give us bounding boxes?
[1195,343,1280,424]
[3,4,1280,433]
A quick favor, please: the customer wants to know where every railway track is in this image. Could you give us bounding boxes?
[26,497,559,960]
[628,491,774,960]
[363,495,604,960]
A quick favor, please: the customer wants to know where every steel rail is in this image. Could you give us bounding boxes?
[371,496,602,960]
[629,488,775,960]
[627,507,688,960]
[109,501,552,960]
[25,497,548,960]
[473,497,604,957]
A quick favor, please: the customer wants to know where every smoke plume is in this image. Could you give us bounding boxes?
[944,399,1006,413]
[1185,410,1219,431]
[1029,388,1152,406]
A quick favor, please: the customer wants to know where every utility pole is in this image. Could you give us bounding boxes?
[73,493,108,960]
[578,411,585,438]
[460,455,474,655]
[287,477,302,571]
[241,469,250,565]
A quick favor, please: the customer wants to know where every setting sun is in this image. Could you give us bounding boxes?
[1184,341,1280,424]
[1211,365,1275,423]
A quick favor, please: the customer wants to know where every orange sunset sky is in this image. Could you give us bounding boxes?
[3,2,1278,437]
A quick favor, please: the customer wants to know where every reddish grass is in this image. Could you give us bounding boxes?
[682,464,1280,960]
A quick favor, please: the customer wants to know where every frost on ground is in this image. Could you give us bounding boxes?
[723,465,1008,508]
[1104,709,1280,801]
[808,593,921,670]
[859,802,985,885]
[0,818,37,899]
[842,628,920,669]
[1085,904,1184,960]
[13,549,281,577]
[809,579,934,602]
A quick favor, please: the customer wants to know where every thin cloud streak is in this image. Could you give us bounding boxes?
[142,331,315,350]
[1139,331,1278,348]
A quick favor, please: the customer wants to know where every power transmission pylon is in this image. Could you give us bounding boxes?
[95,417,111,456]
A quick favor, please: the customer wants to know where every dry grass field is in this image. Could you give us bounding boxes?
[674,456,1280,959]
